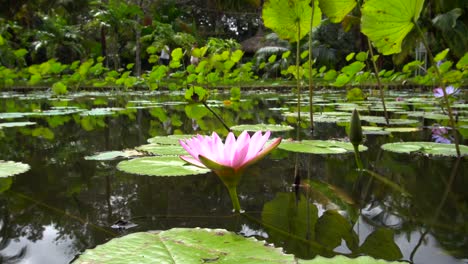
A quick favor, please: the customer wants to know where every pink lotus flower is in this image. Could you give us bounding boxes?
[433,85,458,98]
[179,131,282,212]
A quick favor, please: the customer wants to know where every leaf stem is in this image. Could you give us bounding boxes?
[413,22,460,157]
[202,101,232,133]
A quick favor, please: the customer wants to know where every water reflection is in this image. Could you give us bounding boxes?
[0,91,466,263]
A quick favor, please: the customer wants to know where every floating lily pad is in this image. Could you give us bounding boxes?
[0,160,31,178]
[0,112,26,119]
[80,108,124,116]
[117,156,209,176]
[384,127,421,133]
[0,121,36,128]
[361,116,419,125]
[381,142,468,157]
[32,109,83,116]
[84,150,143,161]
[73,228,294,263]
[135,144,188,156]
[278,140,367,154]
[147,134,198,145]
[230,124,294,132]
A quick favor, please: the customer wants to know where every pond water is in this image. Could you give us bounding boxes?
[0,90,466,263]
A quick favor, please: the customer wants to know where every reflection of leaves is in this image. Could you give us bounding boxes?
[315,210,359,251]
[358,228,403,261]
[0,177,13,193]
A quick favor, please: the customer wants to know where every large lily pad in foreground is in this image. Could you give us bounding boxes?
[73,228,294,263]
[73,227,402,264]
[381,142,468,157]
[278,140,367,154]
[117,156,209,176]
[0,160,31,177]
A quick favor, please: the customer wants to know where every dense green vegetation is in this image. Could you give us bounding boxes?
[0,0,466,94]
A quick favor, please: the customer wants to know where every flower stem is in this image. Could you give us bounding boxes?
[202,101,231,133]
[227,186,241,213]
[353,145,364,171]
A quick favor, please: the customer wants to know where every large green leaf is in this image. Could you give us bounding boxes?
[315,210,359,251]
[0,160,30,178]
[361,0,425,55]
[299,255,402,263]
[117,156,210,176]
[263,0,322,43]
[73,228,295,263]
[358,228,403,261]
[319,0,356,23]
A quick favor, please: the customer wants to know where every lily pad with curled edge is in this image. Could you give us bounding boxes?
[147,134,198,145]
[0,160,31,178]
[135,144,188,156]
[73,227,295,263]
[381,142,468,157]
[0,112,27,119]
[84,150,143,161]
[278,140,367,154]
[0,121,36,128]
[117,156,210,176]
[230,124,294,132]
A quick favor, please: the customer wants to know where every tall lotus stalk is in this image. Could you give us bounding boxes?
[179,131,282,212]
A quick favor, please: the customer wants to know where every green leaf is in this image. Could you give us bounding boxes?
[434,48,450,62]
[355,51,368,62]
[278,140,367,154]
[358,228,403,261]
[298,255,401,263]
[361,0,425,55]
[346,52,355,61]
[263,0,322,43]
[0,177,13,194]
[315,210,359,251]
[135,144,188,156]
[381,142,468,157]
[73,228,295,263]
[318,0,356,23]
[0,160,30,178]
[230,124,294,132]
[117,156,210,176]
[0,122,36,128]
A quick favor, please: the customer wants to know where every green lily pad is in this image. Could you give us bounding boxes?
[84,150,143,161]
[361,0,424,55]
[360,116,419,125]
[147,135,198,145]
[0,160,31,178]
[230,124,294,132]
[80,108,123,116]
[278,140,367,154]
[73,228,295,263]
[0,121,36,128]
[0,112,26,119]
[381,142,468,157]
[384,127,421,133]
[135,144,188,156]
[117,156,210,176]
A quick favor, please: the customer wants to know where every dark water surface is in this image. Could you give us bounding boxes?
[0,90,466,263]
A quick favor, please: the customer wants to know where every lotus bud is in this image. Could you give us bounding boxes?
[349,109,363,147]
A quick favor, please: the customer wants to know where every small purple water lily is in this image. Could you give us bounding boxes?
[433,85,458,98]
[431,125,453,144]
[180,131,282,212]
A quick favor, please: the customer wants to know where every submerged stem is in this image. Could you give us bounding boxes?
[227,185,242,213]
[353,145,364,171]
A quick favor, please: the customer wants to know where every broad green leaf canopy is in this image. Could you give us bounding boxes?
[361,0,425,55]
[263,0,322,43]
